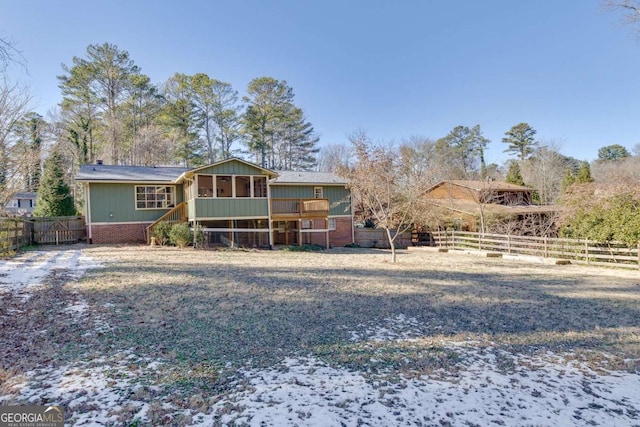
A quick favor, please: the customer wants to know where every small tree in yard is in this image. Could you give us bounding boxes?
[341,132,428,263]
[33,151,76,217]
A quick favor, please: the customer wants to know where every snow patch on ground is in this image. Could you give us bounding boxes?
[0,352,163,426]
[0,249,103,299]
[195,315,640,427]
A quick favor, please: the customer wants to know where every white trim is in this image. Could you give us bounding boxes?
[200,228,270,233]
[301,229,329,233]
[134,185,177,210]
[327,214,352,218]
[92,221,153,225]
[269,182,347,187]
[197,216,269,221]
[77,180,176,184]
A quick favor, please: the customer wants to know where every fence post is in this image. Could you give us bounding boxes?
[544,237,548,258]
[507,234,511,254]
[585,240,589,265]
[637,242,639,270]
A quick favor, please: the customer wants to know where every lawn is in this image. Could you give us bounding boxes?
[1,245,639,426]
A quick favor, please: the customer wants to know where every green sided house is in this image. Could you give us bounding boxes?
[75,158,354,248]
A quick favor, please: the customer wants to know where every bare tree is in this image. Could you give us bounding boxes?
[0,37,26,74]
[316,143,353,172]
[340,131,430,263]
[0,81,32,208]
[520,142,570,205]
[603,0,640,34]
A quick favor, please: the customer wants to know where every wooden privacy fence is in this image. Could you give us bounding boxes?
[0,218,34,252]
[31,216,86,244]
[355,228,412,249]
[431,230,640,269]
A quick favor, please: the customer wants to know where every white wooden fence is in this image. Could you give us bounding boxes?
[431,230,640,269]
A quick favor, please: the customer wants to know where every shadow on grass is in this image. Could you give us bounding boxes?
[2,248,639,404]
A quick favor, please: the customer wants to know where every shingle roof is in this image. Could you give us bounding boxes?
[447,180,531,192]
[12,192,37,199]
[271,171,347,185]
[76,165,189,182]
[76,163,347,185]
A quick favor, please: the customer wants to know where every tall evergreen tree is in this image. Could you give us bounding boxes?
[59,43,143,164]
[12,112,45,191]
[242,77,295,168]
[502,123,538,160]
[437,125,489,177]
[597,144,630,161]
[33,151,76,217]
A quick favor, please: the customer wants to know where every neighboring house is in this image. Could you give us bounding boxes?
[3,192,37,216]
[75,158,354,247]
[425,180,555,232]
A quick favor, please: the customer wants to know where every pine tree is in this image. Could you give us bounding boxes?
[502,123,538,160]
[576,161,594,183]
[505,161,525,186]
[561,168,576,190]
[33,152,76,217]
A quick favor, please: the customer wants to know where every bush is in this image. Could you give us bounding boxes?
[169,223,193,248]
[281,244,325,252]
[152,221,172,246]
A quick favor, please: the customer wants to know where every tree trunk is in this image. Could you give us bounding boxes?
[385,227,397,263]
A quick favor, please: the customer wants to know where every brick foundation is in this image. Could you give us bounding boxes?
[307,217,353,248]
[90,223,150,244]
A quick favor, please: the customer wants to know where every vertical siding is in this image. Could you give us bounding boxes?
[89,183,183,223]
[195,198,269,218]
[270,185,351,216]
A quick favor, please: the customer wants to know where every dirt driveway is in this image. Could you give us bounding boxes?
[1,245,639,426]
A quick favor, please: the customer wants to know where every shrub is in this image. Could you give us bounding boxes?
[281,244,324,252]
[169,223,193,248]
[152,221,172,246]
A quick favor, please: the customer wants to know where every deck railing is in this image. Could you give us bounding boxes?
[271,198,329,218]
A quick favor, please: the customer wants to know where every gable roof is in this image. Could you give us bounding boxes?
[179,158,278,180]
[271,171,347,185]
[76,164,189,183]
[427,180,532,193]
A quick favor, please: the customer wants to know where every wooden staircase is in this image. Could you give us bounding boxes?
[145,202,188,244]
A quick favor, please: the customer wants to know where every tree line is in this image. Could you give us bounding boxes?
[1,42,320,212]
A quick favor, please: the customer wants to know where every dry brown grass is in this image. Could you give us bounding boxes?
[1,245,639,424]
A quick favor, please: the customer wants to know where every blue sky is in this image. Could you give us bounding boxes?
[2,0,639,164]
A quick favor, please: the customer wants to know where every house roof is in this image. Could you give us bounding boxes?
[76,161,347,186]
[271,171,347,185]
[428,199,559,216]
[180,158,278,180]
[426,180,532,193]
[76,165,189,182]
[11,192,37,199]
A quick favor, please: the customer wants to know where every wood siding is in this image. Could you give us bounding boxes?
[270,185,351,216]
[194,198,269,218]
[89,183,184,223]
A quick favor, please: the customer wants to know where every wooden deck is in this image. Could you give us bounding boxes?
[270,198,329,219]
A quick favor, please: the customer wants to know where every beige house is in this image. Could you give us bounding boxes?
[425,180,556,232]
